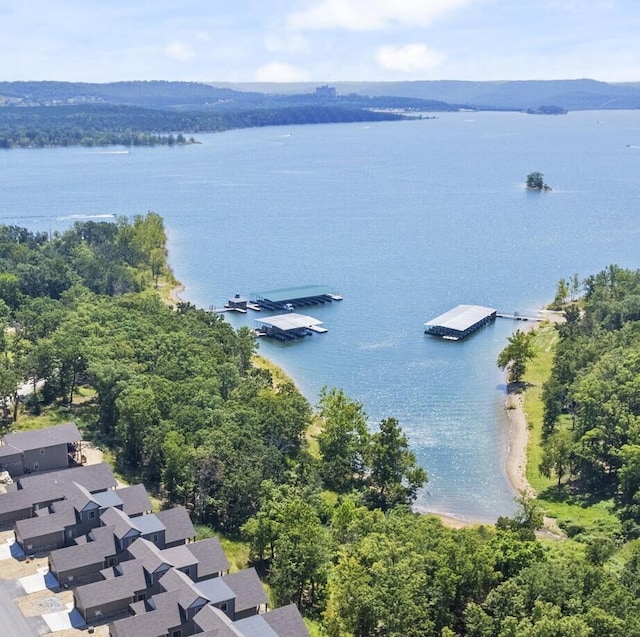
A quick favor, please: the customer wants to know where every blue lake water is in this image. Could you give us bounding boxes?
[2,110,640,522]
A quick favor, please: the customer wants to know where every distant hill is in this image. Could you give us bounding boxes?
[0,80,457,113]
[212,79,640,111]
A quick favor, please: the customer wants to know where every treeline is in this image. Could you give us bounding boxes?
[0,103,405,148]
[542,265,640,536]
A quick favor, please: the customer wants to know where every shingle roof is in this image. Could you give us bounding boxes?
[9,462,116,494]
[193,605,244,636]
[133,514,165,536]
[109,590,184,637]
[126,538,170,575]
[222,568,268,615]
[15,500,77,540]
[49,525,117,573]
[75,559,148,610]
[115,484,152,516]
[2,423,80,452]
[261,605,310,637]
[158,568,208,611]
[154,506,195,545]
[233,614,280,637]
[183,537,229,578]
[100,507,140,540]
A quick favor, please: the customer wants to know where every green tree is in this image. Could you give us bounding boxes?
[526,171,545,189]
[317,387,370,492]
[551,278,570,309]
[162,429,195,504]
[497,330,535,384]
[367,417,427,511]
[540,430,574,486]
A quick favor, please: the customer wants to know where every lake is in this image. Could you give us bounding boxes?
[2,110,639,522]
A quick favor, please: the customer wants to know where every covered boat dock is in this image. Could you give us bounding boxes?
[255,313,328,340]
[424,305,497,340]
[251,285,341,311]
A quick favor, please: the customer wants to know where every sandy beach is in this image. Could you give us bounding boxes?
[504,391,535,498]
[502,311,564,499]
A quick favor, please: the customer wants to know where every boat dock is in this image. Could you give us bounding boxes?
[425,305,497,340]
[255,313,328,341]
[251,285,342,311]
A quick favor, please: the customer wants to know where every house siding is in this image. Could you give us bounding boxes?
[52,562,106,588]
[18,529,65,554]
[23,444,69,473]
[78,596,138,623]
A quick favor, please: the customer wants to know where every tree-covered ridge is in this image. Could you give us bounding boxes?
[0,103,408,148]
[542,265,640,535]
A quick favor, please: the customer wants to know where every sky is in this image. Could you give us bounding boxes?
[1,0,639,84]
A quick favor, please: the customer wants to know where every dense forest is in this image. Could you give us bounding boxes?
[2,220,640,635]
[0,103,407,148]
[541,266,640,537]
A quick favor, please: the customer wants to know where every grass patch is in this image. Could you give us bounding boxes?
[305,618,328,637]
[307,415,323,459]
[218,535,251,573]
[195,526,250,573]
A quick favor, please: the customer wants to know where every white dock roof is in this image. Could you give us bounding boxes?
[425,305,496,332]
[256,313,323,331]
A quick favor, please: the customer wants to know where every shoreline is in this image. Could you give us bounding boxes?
[168,279,549,526]
[501,310,564,500]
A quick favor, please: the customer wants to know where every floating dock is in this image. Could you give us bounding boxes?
[496,312,541,322]
[255,313,327,341]
[424,305,497,340]
[251,285,342,311]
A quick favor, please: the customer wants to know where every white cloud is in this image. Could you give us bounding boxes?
[287,0,471,31]
[164,40,194,62]
[255,62,308,82]
[376,43,445,73]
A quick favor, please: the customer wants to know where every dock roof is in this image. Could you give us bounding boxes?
[256,313,323,332]
[425,305,497,332]
[253,285,334,303]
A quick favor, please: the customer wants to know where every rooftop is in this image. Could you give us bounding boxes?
[256,313,323,332]
[1,422,80,453]
[253,285,335,303]
[425,304,497,333]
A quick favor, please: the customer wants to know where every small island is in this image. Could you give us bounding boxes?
[526,171,552,190]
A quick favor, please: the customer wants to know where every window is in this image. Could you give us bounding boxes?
[88,510,96,520]
[219,602,227,612]
[170,630,181,637]
[151,534,158,543]
[32,462,39,471]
